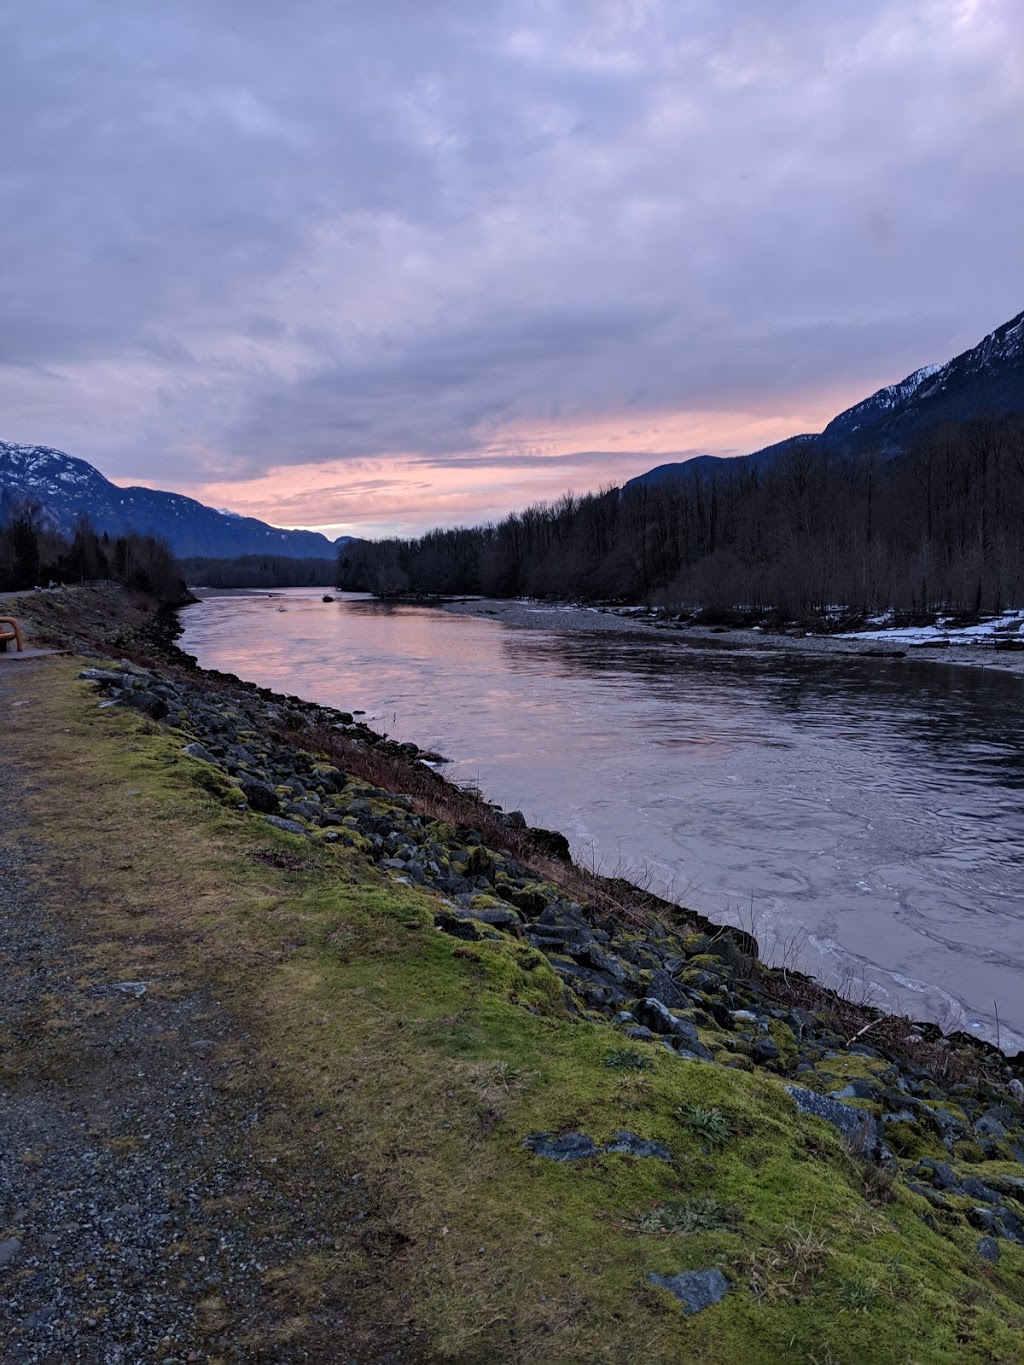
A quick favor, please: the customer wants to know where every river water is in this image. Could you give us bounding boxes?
[179,588,1024,1051]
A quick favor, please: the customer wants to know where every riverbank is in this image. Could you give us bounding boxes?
[2,585,1024,1361]
[439,597,1024,677]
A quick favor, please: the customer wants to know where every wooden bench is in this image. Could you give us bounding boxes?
[0,616,25,652]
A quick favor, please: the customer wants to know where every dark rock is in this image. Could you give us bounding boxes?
[961,1176,1003,1204]
[977,1236,1001,1262]
[784,1006,816,1036]
[79,668,129,685]
[633,998,713,1058]
[708,1001,736,1029]
[573,946,626,982]
[604,1131,672,1160]
[975,1113,1008,1141]
[524,1130,672,1162]
[634,996,685,1035]
[752,1037,781,1063]
[263,814,307,835]
[239,778,280,813]
[455,906,521,929]
[987,1174,1024,1202]
[584,984,630,1010]
[785,1085,884,1155]
[647,968,687,1010]
[434,914,481,942]
[912,1105,969,1153]
[523,1132,598,1162]
[831,1079,879,1101]
[647,1268,730,1315]
[625,1026,655,1043]
[508,886,552,916]
[132,690,169,720]
[284,799,322,822]
[182,741,219,764]
[674,1046,714,1063]
[0,1238,21,1267]
[495,808,527,829]
[527,826,572,861]
[906,1182,950,1209]
[914,1159,963,1192]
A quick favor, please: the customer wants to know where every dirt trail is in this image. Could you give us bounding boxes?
[0,659,420,1364]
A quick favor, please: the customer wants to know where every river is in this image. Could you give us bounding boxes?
[178,587,1024,1052]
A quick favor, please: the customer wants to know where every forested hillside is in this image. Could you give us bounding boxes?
[339,414,1024,615]
[180,554,337,588]
[0,512,185,602]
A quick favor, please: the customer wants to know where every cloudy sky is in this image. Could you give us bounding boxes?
[2,1,1022,537]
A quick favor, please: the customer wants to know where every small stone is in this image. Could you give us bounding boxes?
[603,1131,672,1160]
[647,1268,730,1315]
[112,981,147,997]
[0,1238,22,1267]
[523,1132,598,1162]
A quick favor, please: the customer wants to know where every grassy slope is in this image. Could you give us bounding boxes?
[5,657,1023,1363]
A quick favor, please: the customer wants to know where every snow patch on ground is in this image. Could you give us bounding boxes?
[836,611,1024,645]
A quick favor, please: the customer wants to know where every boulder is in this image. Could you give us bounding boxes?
[647,968,687,1011]
[239,778,279,813]
[263,814,307,835]
[978,1237,1001,1262]
[786,1085,885,1158]
[526,826,572,861]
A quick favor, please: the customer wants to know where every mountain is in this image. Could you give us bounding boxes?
[0,442,348,559]
[627,309,1024,489]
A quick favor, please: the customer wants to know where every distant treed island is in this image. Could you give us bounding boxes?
[178,554,338,589]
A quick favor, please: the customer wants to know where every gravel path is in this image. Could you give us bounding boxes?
[0,661,420,1364]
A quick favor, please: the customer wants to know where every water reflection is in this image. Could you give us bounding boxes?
[179,589,1024,1049]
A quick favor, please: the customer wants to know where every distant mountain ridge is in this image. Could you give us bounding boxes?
[628,308,1024,488]
[0,442,347,559]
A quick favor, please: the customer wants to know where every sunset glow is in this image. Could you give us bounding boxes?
[183,392,861,537]
[2,1,1021,538]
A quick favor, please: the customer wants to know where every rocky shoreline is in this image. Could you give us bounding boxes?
[77,625,1024,1264]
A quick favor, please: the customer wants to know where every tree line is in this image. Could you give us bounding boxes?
[179,554,337,589]
[0,507,185,602]
[339,414,1024,617]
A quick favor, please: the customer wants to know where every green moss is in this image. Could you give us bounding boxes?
[951,1139,985,1163]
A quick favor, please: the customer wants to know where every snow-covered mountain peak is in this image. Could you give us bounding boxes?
[0,441,101,496]
[0,440,338,559]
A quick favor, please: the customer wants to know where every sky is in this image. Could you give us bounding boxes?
[2,0,1023,539]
